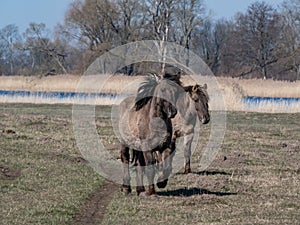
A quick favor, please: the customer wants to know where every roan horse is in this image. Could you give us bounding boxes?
[171,83,210,174]
[118,75,182,196]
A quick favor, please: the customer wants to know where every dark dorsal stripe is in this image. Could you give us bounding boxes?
[135,76,158,111]
[135,75,183,111]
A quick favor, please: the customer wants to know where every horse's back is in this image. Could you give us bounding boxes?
[118,96,151,148]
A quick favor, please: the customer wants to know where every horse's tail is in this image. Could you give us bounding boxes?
[130,149,139,166]
[130,150,159,167]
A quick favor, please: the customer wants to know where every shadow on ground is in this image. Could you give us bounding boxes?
[158,187,237,197]
[176,170,232,176]
[194,170,232,176]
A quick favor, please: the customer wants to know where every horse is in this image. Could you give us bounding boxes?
[171,83,210,174]
[118,75,183,196]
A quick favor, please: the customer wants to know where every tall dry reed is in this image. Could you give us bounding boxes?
[0,74,299,112]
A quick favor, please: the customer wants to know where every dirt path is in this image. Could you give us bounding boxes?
[72,181,119,225]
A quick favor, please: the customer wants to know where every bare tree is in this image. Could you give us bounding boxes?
[227,2,281,79]
[145,0,177,75]
[175,0,204,49]
[64,0,120,50]
[193,21,214,67]
[60,0,124,71]
[172,0,205,68]
[0,24,21,74]
[23,23,67,75]
[212,20,235,74]
[115,0,148,74]
[60,0,209,75]
[117,0,146,43]
[145,0,175,42]
[192,18,231,74]
[280,0,300,80]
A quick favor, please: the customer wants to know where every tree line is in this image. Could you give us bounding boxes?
[0,0,299,80]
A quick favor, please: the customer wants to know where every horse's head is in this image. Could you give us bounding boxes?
[188,84,210,124]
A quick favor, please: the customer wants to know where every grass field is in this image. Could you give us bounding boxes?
[102,111,300,225]
[0,104,106,224]
[1,103,300,224]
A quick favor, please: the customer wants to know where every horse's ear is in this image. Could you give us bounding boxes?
[175,71,181,80]
[148,72,160,81]
[202,83,207,90]
[192,84,200,92]
[154,73,161,81]
[184,86,193,93]
[159,73,164,80]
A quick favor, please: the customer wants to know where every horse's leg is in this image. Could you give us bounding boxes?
[170,134,176,154]
[120,144,131,194]
[143,151,156,195]
[183,132,194,174]
[157,147,174,188]
[135,151,146,195]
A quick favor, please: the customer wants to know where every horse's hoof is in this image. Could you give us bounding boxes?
[121,186,132,195]
[157,179,168,189]
[138,192,159,199]
[138,192,150,197]
[184,168,191,174]
[149,194,159,199]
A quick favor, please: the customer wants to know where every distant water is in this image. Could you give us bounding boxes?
[0,90,129,105]
[1,90,299,111]
[0,90,118,99]
[243,96,300,112]
[243,96,300,106]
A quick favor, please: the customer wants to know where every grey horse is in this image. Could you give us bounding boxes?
[119,75,183,196]
[171,84,210,174]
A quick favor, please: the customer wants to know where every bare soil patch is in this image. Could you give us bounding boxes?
[0,166,21,180]
[72,181,119,225]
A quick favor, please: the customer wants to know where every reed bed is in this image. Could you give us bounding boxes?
[0,74,299,113]
[0,74,140,93]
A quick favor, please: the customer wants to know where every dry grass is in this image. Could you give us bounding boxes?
[2,104,300,224]
[0,75,299,113]
[234,78,300,98]
[0,74,141,93]
[102,111,300,225]
[0,104,106,224]
[1,74,299,97]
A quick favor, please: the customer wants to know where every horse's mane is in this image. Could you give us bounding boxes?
[135,76,158,111]
[164,72,182,87]
[135,74,183,111]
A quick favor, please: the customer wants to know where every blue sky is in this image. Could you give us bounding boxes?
[0,0,284,35]
[206,0,283,20]
[0,0,72,34]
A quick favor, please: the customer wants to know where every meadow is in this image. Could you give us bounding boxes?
[0,104,105,224]
[1,75,300,224]
[102,112,300,225]
[1,103,299,224]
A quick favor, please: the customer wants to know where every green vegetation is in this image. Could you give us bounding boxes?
[1,104,300,224]
[102,112,300,225]
[0,104,105,225]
